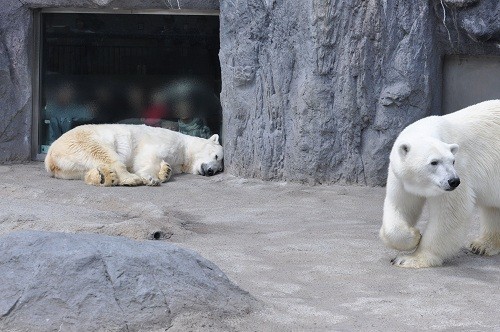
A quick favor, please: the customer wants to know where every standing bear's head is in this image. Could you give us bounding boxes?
[390,136,460,197]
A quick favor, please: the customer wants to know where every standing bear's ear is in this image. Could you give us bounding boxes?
[449,143,459,155]
[398,143,410,158]
[209,134,219,144]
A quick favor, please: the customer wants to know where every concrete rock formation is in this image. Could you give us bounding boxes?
[0,0,499,185]
[441,0,500,43]
[0,231,256,331]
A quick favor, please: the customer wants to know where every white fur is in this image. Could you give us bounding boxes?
[45,124,223,186]
[380,100,500,268]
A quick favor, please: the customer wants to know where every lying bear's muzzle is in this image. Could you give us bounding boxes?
[201,163,223,176]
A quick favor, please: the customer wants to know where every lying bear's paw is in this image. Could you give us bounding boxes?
[143,176,161,186]
[159,161,172,183]
[99,166,117,186]
[391,252,443,269]
[84,166,117,186]
[119,173,144,186]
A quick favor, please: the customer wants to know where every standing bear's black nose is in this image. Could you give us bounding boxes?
[448,177,460,188]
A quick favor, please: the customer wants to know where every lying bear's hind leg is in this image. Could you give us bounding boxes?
[133,156,166,186]
[112,163,143,186]
[84,165,118,186]
[470,206,500,256]
[85,163,142,186]
[75,138,141,186]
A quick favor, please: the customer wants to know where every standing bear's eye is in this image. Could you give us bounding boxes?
[215,155,218,160]
[430,160,438,166]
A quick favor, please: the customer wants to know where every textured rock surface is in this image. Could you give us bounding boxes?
[438,0,500,44]
[0,231,256,331]
[1,0,499,185]
[219,0,438,185]
[0,2,32,162]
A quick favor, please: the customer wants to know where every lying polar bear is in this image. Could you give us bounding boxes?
[380,100,500,268]
[45,124,224,186]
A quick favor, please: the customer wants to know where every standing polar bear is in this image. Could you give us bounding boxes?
[45,124,224,186]
[380,100,500,268]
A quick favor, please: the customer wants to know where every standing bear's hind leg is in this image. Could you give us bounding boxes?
[469,206,500,256]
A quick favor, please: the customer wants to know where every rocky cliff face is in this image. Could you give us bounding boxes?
[219,1,438,186]
[0,0,498,185]
[440,0,500,44]
[0,2,32,162]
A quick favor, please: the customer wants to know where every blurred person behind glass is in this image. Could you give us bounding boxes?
[44,82,94,144]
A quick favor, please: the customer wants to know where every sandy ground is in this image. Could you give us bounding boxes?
[0,162,499,331]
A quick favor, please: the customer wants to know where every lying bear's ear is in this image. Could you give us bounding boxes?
[449,143,459,155]
[398,143,410,158]
[209,134,219,144]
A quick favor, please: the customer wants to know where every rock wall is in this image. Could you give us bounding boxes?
[439,0,500,45]
[0,2,32,162]
[435,0,500,53]
[219,0,500,185]
[0,0,499,185]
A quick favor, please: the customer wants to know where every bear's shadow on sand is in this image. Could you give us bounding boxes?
[439,249,500,282]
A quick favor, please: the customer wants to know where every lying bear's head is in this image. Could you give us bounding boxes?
[390,136,460,197]
[188,134,224,177]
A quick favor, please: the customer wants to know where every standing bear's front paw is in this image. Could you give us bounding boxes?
[158,160,172,183]
[379,225,422,252]
[391,252,443,268]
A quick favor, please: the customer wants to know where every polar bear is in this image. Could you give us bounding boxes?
[45,124,224,186]
[380,100,500,268]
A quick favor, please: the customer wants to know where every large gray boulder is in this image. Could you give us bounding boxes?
[0,231,256,331]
